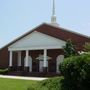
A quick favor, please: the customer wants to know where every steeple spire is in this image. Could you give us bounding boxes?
[51,0,59,26]
[52,0,55,16]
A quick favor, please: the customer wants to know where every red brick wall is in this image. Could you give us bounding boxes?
[0,47,9,68]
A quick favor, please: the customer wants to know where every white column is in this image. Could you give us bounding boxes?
[29,55,32,72]
[9,51,13,67]
[43,49,47,67]
[17,51,21,66]
[25,50,29,67]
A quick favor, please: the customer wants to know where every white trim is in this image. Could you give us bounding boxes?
[8,46,63,51]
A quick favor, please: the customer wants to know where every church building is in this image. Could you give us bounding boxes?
[0,0,90,76]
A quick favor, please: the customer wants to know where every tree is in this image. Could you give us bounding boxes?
[63,40,77,58]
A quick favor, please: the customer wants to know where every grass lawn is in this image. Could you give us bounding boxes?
[0,78,38,90]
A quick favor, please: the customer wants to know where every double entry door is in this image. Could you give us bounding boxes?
[39,60,48,72]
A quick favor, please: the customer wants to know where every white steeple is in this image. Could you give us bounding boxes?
[51,0,59,26]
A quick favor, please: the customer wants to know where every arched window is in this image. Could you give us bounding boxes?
[56,55,64,73]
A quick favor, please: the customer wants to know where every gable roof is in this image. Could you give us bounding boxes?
[0,23,90,50]
[37,23,90,42]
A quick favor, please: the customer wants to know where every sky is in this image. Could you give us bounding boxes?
[0,0,90,48]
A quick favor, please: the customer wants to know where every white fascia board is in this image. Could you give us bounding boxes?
[8,45,63,51]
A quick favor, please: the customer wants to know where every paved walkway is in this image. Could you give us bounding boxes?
[0,75,47,81]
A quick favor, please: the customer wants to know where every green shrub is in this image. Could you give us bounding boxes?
[63,40,77,58]
[59,54,90,90]
[38,77,63,90]
[28,77,64,90]
[0,68,9,74]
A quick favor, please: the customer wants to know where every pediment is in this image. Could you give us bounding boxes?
[8,31,66,50]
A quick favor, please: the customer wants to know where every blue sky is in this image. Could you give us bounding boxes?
[0,0,90,48]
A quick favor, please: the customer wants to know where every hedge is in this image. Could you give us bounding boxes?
[59,54,90,90]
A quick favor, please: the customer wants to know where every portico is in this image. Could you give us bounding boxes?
[9,49,48,72]
[8,31,65,73]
